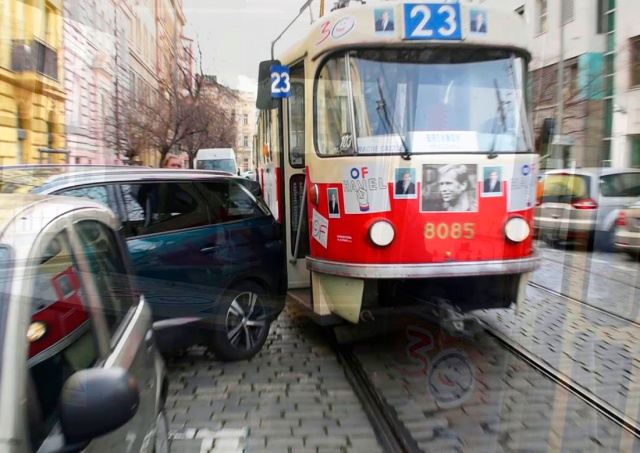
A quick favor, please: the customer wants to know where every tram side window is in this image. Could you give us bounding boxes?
[289,64,305,168]
[316,54,354,156]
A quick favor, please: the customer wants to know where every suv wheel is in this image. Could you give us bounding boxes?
[208,281,271,361]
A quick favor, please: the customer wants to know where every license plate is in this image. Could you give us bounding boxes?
[542,202,567,210]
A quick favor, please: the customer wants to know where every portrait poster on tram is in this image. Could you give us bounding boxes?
[341,163,391,214]
[421,164,478,212]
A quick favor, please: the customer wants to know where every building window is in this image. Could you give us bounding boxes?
[243,113,248,125]
[632,36,640,87]
[561,0,574,24]
[566,61,579,96]
[243,135,249,147]
[597,0,607,34]
[536,0,548,34]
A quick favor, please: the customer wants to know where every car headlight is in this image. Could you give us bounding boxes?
[369,220,395,247]
[504,216,530,243]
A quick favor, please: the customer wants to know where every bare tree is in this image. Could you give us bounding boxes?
[182,76,239,168]
[104,39,240,166]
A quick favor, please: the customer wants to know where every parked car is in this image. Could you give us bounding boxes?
[535,168,640,250]
[614,199,640,258]
[0,194,168,453]
[0,165,287,361]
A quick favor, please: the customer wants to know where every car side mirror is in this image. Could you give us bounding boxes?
[239,179,262,198]
[47,368,140,453]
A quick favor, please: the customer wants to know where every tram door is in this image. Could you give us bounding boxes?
[282,61,310,289]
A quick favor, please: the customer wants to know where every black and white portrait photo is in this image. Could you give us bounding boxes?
[421,164,478,212]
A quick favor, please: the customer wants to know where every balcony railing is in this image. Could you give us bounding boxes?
[11,39,58,81]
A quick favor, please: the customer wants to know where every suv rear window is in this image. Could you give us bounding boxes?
[542,174,590,201]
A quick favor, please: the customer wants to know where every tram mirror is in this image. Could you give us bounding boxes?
[256,59,282,110]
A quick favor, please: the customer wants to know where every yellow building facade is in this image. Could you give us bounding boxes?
[0,0,66,165]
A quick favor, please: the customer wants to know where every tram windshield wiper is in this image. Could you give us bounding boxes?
[488,78,507,159]
[376,77,411,161]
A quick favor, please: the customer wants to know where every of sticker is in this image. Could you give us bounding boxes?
[481,166,503,197]
[421,164,478,213]
[336,235,352,243]
[508,162,537,212]
[332,16,355,39]
[342,164,391,214]
[312,209,329,249]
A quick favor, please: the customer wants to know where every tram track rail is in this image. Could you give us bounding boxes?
[326,331,421,453]
[484,324,640,440]
[527,280,640,328]
[483,285,640,440]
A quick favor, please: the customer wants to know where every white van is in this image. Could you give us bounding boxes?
[194,148,238,175]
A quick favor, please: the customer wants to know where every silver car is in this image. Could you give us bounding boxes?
[535,168,640,250]
[0,194,169,453]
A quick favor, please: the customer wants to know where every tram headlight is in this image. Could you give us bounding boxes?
[369,220,395,247]
[504,216,531,243]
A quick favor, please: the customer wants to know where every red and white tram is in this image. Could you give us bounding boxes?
[254,1,540,331]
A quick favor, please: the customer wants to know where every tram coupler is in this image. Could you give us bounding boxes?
[436,298,482,339]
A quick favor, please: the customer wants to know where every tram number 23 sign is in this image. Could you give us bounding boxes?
[404,3,462,41]
[271,65,291,99]
[424,222,475,240]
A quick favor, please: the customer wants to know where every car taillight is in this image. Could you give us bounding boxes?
[571,198,598,209]
[618,211,627,226]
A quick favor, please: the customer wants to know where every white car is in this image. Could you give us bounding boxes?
[0,194,169,453]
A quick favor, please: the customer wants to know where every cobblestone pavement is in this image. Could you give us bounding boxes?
[531,242,640,322]
[165,306,383,453]
[351,316,632,452]
[164,244,640,453]
[476,244,640,451]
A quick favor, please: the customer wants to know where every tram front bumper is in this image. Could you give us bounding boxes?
[306,254,541,280]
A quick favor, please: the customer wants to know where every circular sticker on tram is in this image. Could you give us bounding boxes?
[427,349,476,408]
[521,164,531,176]
[332,17,355,39]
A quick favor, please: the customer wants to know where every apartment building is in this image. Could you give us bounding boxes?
[0,0,66,165]
[518,0,607,169]
[64,0,131,165]
[610,0,640,168]
[235,90,257,172]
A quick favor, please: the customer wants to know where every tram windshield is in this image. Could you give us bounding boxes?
[315,48,532,156]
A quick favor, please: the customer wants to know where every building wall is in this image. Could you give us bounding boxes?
[235,91,257,172]
[0,0,66,165]
[611,0,640,168]
[522,0,608,168]
[64,0,123,164]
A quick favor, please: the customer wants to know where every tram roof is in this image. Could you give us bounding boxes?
[275,2,530,66]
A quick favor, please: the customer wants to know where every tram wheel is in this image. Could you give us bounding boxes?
[206,280,271,361]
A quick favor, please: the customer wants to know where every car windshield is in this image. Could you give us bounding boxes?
[196,159,236,173]
[315,48,532,156]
